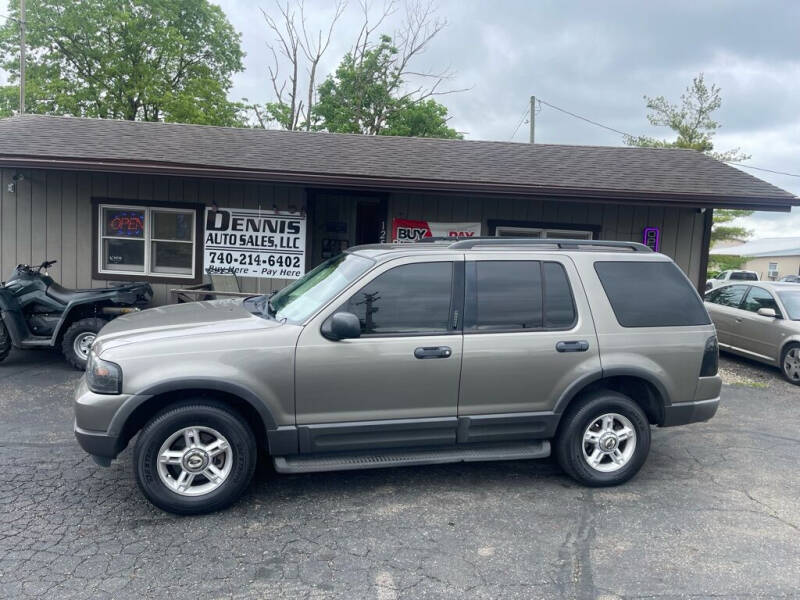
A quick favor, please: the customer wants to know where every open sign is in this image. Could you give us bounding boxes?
[107,211,145,237]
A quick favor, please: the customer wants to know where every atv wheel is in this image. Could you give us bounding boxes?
[0,320,11,362]
[62,318,107,370]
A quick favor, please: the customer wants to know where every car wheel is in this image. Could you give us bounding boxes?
[134,400,257,515]
[61,317,107,370]
[0,320,11,362]
[555,390,651,487]
[780,343,800,385]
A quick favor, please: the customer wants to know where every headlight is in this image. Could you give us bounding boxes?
[86,351,122,395]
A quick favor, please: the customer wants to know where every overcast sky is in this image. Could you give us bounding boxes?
[3,1,799,238]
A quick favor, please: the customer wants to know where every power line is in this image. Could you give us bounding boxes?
[723,162,800,179]
[509,106,530,141]
[536,97,638,139]
[532,96,800,179]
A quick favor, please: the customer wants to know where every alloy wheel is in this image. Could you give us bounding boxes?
[784,348,800,382]
[156,426,234,496]
[582,412,637,473]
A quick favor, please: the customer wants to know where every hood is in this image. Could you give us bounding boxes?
[94,298,280,355]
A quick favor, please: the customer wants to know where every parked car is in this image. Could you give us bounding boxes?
[778,274,800,283]
[705,269,759,291]
[704,281,800,384]
[74,239,721,514]
[0,260,152,369]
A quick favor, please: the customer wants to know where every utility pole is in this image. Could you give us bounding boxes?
[19,0,26,114]
[529,95,535,143]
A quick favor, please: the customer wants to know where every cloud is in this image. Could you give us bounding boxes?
[5,0,799,236]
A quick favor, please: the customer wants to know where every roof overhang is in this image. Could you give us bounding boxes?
[0,154,794,212]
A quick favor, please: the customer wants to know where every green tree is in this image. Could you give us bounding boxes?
[625,74,753,245]
[313,35,460,138]
[0,0,245,125]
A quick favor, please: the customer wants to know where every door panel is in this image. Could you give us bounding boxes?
[295,333,462,424]
[735,286,782,361]
[295,257,463,446]
[458,255,600,417]
[705,285,749,347]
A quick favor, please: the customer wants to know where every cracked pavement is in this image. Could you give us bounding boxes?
[1,348,799,599]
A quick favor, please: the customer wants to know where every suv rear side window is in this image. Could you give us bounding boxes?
[341,262,453,335]
[466,260,576,331]
[594,261,710,327]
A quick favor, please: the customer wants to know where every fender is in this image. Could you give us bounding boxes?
[551,366,671,416]
[0,293,29,346]
[552,369,604,415]
[600,366,671,404]
[49,294,129,345]
[107,377,279,439]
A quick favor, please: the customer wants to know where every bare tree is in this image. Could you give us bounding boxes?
[254,0,346,130]
[255,0,465,133]
[352,0,460,105]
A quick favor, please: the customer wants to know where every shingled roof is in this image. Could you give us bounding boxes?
[0,114,795,210]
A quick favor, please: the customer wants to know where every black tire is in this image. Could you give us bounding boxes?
[555,390,651,487]
[134,400,257,515]
[780,343,800,386]
[0,320,11,362]
[61,317,107,370]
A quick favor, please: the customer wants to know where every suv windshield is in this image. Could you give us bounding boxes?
[777,290,800,320]
[268,253,373,324]
[730,272,757,281]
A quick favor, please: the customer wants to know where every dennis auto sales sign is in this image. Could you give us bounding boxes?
[392,218,481,243]
[204,207,306,279]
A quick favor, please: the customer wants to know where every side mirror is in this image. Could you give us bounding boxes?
[757,307,777,318]
[323,312,362,340]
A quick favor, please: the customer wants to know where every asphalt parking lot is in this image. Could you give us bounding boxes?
[1,349,798,599]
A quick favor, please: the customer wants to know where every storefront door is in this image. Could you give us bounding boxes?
[307,190,388,269]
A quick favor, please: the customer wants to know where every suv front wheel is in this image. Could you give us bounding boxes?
[134,400,257,514]
[555,391,651,487]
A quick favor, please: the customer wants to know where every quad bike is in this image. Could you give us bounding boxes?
[0,260,152,369]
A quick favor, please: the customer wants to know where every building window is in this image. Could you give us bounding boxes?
[768,262,779,279]
[97,203,197,279]
[493,225,594,240]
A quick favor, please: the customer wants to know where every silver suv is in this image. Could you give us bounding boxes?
[74,239,721,514]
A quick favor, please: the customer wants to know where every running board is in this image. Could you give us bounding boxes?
[273,441,551,474]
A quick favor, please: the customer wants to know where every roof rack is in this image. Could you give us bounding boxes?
[415,237,652,252]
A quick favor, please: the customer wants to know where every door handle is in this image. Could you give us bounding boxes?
[414,346,452,359]
[556,340,589,353]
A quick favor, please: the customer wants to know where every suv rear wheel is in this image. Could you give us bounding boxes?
[555,390,651,487]
[134,400,257,514]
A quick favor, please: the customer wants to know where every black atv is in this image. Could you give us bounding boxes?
[0,260,152,369]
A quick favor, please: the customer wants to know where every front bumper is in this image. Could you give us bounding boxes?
[74,421,125,466]
[660,397,720,427]
[73,376,135,465]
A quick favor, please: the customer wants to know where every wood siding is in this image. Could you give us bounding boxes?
[0,168,707,306]
[0,169,306,305]
[388,192,708,285]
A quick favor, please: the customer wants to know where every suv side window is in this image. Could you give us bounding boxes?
[711,285,749,308]
[594,261,710,327]
[474,261,543,330]
[741,286,780,314]
[466,260,576,331]
[341,262,453,335]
